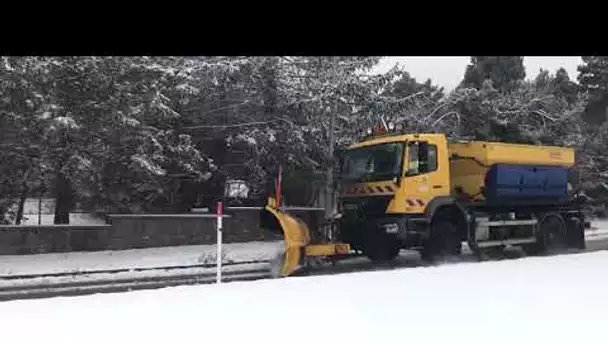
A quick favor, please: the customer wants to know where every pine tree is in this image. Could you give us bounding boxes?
[578,56,608,124]
[534,68,551,91]
[388,71,444,101]
[462,56,526,92]
[552,67,578,105]
[532,67,578,105]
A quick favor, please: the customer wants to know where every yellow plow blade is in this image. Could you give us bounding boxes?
[264,198,310,277]
[263,198,351,277]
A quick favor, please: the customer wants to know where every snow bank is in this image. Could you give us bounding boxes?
[587,219,608,240]
[0,262,268,289]
[0,241,284,277]
[1,250,607,342]
[14,213,105,226]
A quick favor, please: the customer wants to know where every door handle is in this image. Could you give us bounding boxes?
[433,185,443,189]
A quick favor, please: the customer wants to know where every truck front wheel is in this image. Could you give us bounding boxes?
[363,232,401,263]
[421,216,462,263]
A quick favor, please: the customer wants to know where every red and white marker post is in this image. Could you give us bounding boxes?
[216,201,223,283]
[276,165,282,208]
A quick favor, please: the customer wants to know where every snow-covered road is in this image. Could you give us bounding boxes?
[1,249,607,342]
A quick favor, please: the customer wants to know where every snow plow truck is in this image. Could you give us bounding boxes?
[260,123,589,277]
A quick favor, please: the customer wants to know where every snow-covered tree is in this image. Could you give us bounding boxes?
[0,57,51,223]
[462,56,526,93]
[0,57,216,222]
[385,71,444,102]
[2,55,606,218]
[532,67,579,105]
[578,56,608,125]
[179,57,408,204]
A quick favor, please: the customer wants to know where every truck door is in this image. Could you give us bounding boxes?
[400,139,450,214]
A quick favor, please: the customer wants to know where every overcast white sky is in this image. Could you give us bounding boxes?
[373,56,582,91]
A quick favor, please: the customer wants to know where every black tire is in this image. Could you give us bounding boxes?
[523,213,568,256]
[421,218,462,263]
[363,233,401,263]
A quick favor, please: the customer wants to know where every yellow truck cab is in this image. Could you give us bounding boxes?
[338,124,587,262]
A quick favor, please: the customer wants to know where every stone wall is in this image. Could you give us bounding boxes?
[0,209,323,255]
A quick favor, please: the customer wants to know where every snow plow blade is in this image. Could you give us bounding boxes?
[264,198,311,277]
[262,198,351,277]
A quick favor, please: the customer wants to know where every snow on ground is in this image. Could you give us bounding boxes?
[20,213,106,225]
[586,219,608,240]
[0,241,284,277]
[1,250,607,342]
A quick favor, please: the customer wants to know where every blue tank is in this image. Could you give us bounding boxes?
[484,164,569,202]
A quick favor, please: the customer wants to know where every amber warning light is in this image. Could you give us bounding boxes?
[360,122,405,139]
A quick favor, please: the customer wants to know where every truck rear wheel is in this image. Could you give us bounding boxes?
[523,213,568,256]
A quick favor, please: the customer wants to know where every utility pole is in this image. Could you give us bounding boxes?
[325,102,336,220]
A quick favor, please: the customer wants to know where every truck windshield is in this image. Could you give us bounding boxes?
[341,142,405,183]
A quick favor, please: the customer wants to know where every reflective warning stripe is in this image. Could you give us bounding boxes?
[343,184,398,196]
[406,199,426,207]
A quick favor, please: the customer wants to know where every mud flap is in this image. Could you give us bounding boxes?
[565,215,586,250]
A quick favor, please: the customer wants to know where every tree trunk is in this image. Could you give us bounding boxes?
[15,169,31,225]
[174,180,198,213]
[53,171,73,224]
[325,60,337,220]
[15,191,28,225]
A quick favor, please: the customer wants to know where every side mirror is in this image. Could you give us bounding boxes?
[394,175,402,187]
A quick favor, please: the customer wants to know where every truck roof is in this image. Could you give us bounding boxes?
[348,133,445,149]
[449,140,575,168]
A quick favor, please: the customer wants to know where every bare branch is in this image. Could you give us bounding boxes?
[182,117,294,130]
[423,103,448,123]
[531,110,557,122]
[432,111,461,128]
[191,100,252,116]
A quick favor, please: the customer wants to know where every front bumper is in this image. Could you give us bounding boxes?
[378,216,428,237]
[342,215,429,248]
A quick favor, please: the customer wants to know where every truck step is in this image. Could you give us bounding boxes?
[476,237,536,248]
[477,219,538,227]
